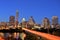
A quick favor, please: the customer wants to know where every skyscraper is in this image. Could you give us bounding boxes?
[9,16,15,26]
[15,10,19,27]
[27,16,35,29]
[42,17,50,29]
[52,16,58,25]
[28,16,35,25]
[52,16,59,29]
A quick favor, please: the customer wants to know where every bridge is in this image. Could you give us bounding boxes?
[22,28,60,40]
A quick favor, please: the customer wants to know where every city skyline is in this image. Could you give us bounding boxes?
[0,0,60,40]
[0,0,60,23]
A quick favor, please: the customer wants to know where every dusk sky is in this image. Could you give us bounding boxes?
[0,0,60,24]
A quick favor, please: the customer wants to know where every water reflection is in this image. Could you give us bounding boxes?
[0,32,26,40]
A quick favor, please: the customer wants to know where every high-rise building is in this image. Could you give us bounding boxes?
[27,16,35,29]
[52,16,58,25]
[42,17,50,29]
[28,16,35,25]
[21,18,27,28]
[15,10,19,27]
[9,16,15,26]
[52,16,58,28]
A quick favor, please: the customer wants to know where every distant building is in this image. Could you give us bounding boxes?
[0,22,7,27]
[22,18,26,22]
[27,16,35,29]
[55,24,60,29]
[52,16,58,25]
[51,25,54,28]
[9,16,15,26]
[0,22,7,29]
[28,16,35,25]
[15,10,19,27]
[21,18,27,28]
[52,16,58,28]
[42,17,50,29]
[6,22,9,25]
[34,24,41,29]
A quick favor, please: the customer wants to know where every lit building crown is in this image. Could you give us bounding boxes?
[22,18,26,22]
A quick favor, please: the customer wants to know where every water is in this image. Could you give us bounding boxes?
[0,32,23,40]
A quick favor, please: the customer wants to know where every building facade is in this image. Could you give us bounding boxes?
[42,17,50,29]
[27,16,35,29]
[9,16,15,26]
[52,16,58,28]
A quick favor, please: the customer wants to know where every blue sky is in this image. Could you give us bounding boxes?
[0,0,60,23]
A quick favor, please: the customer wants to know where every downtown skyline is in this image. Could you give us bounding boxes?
[0,0,60,23]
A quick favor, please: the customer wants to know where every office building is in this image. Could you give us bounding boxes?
[42,17,50,29]
[9,16,15,26]
[52,16,58,28]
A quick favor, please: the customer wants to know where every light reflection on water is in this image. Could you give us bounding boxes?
[0,32,26,40]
